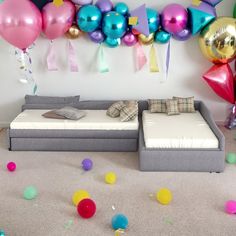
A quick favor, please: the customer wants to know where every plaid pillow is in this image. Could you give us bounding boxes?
[173,96,195,113]
[107,101,126,118]
[148,99,166,113]
[120,104,138,122]
[166,99,180,116]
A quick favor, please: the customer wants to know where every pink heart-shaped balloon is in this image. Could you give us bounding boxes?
[42,1,76,40]
[203,64,235,104]
[0,0,42,50]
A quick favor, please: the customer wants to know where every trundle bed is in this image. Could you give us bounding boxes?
[8,96,225,172]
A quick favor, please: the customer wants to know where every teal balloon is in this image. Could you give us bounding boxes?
[77,5,102,32]
[105,37,121,48]
[102,11,127,39]
[114,2,129,15]
[147,8,159,33]
[155,30,171,44]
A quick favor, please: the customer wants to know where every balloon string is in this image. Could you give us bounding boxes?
[149,44,159,72]
[166,40,171,79]
[47,40,58,71]
[68,40,79,72]
[135,42,147,71]
[98,44,109,73]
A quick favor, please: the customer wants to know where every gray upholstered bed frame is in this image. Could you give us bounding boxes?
[8,96,225,172]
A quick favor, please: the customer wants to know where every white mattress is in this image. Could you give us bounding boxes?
[10,110,139,130]
[142,111,218,149]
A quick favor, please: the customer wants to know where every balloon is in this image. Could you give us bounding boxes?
[81,158,93,171]
[77,5,102,32]
[77,198,96,218]
[188,2,216,35]
[105,171,117,184]
[146,8,159,34]
[225,104,236,129]
[161,3,188,35]
[156,188,172,205]
[122,32,138,46]
[102,11,127,39]
[95,0,113,13]
[65,24,82,39]
[173,28,191,41]
[72,190,90,206]
[7,162,16,172]
[71,0,93,5]
[114,2,129,15]
[31,0,48,10]
[105,37,120,48]
[199,17,236,64]
[202,0,222,6]
[0,0,42,50]
[42,1,75,40]
[154,30,171,44]
[132,28,141,36]
[138,33,154,45]
[111,214,129,230]
[23,186,38,200]
[88,30,105,43]
[202,64,235,104]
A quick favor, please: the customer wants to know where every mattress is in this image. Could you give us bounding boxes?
[142,111,218,149]
[10,110,139,130]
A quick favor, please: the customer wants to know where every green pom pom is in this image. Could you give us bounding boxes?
[23,186,38,200]
[226,153,236,164]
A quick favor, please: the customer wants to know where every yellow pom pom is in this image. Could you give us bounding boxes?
[156,188,172,205]
[105,172,117,184]
[72,190,90,206]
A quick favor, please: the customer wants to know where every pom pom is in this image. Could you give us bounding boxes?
[111,213,129,230]
[77,198,96,218]
[7,162,16,172]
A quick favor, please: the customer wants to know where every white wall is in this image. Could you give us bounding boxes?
[0,0,234,126]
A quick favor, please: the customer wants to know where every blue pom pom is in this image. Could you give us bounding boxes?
[111,213,128,230]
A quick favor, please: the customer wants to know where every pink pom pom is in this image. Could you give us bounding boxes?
[225,200,236,214]
[7,162,16,172]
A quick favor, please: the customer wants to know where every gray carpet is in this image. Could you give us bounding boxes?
[0,128,236,236]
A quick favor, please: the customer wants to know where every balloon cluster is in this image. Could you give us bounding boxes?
[0,0,224,50]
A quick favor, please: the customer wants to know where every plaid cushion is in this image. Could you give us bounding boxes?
[106,101,126,118]
[173,96,195,113]
[120,103,138,122]
[166,99,180,116]
[148,99,166,113]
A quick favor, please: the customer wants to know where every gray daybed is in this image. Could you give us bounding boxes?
[8,96,225,172]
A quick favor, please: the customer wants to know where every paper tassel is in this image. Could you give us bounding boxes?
[98,44,109,73]
[115,229,125,236]
[166,40,171,78]
[149,44,159,72]
[47,40,58,71]
[68,40,79,72]
[135,42,147,71]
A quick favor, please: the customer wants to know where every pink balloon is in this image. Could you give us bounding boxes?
[122,32,138,47]
[42,1,76,40]
[0,0,42,50]
[161,3,188,35]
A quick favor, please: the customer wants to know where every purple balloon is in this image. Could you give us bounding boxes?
[161,3,188,35]
[71,0,93,5]
[82,158,93,171]
[173,28,191,41]
[202,0,222,6]
[189,1,216,16]
[89,30,105,43]
[122,32,138,46]
[95,0,113,13]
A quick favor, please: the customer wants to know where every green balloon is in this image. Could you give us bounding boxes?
[23,186,38,200]
[226,153,236,164]
[234,4,236,18]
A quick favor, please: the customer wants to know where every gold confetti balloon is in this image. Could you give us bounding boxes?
[65,24,81,39]
[138,33,154,45]
[199,17,236,64]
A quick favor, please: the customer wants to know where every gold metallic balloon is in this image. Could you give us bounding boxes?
[138,33,154,45]
[65,24,81,39]
[199,17,236,64]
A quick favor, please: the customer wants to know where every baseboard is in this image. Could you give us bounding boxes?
[0,122,10,128]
